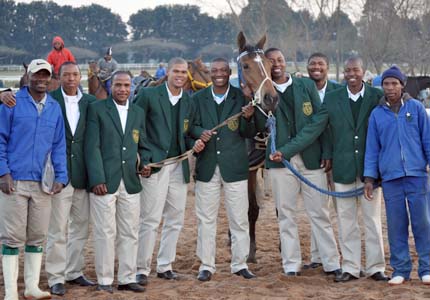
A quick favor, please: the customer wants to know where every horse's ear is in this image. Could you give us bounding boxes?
[237,31,246,52]
[23,62,28,71]
[256,35,267,50]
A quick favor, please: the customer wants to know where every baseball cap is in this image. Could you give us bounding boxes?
[28,59,52,75]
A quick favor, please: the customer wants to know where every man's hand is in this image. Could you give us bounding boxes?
[0,174,15,194]
[364,182,374,201]
[0,91,16,108]
[242,104,255,119]
[140,165,151,178]
[320,159,332,172]
[269,151,283,163]
[92,183,108,196]
[200,130,215,143]
[51,182,64,195]
[193,139,205,153]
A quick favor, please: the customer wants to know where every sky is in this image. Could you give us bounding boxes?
[15,0,234,22]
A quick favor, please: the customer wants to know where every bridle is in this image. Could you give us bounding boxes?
[187,61,212,91]
[237,49,273,117]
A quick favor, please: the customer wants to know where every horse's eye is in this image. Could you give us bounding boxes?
[243,64,249,70]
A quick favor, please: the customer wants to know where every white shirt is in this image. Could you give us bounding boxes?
[347,83,365,102]
[211,84,230,104]
[62,88,83,136]
[113,99,129,133]
[273,74,293,93]
[318,81,328,102]
[166,83,182,106]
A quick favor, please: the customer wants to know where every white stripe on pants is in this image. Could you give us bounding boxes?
[90,180,140,285]
[195,166,250,274]
[46,184,90,286]
[334,178,385,277]
[137,162,187,275]
[269,154,340,273]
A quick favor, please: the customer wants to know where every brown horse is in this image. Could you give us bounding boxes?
[19,62,60,91]
[87,61,108,100]
[236,31,279,263]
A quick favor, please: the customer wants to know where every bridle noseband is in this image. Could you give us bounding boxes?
[187,61,212,91]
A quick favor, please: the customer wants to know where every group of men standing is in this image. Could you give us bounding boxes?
[0,44,429,300]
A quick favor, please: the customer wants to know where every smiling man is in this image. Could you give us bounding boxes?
[0,59,67,300]
[134,57,205,285]
[190,58,256,281]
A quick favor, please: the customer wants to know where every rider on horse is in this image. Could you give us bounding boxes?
[46,36,76,79]
[97,47,118,95]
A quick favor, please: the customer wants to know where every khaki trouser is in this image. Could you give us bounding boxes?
[0,181,52,248]
[137,162,187,275]
[269,155,340,273]
[195,166,250,274]
[335,178,385,277]
[45,184,90,286]
[90,180,140,285]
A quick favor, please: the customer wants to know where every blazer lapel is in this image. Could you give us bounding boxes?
[159,85,172,134]
[55,90,73,137]
[203,88,219,126]
[124,104,135,136]
[338,88,355,129]
[74,97,88,138]
[106,97,124,136]
[219,88,237,123]
[356,86,374,131]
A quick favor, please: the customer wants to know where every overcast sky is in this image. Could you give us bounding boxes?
[15,0,233,22]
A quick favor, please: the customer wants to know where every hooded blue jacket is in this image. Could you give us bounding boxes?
[364,95,430,182]
[0,87,68,184]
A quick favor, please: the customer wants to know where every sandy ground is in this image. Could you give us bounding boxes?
[1,180,429,300]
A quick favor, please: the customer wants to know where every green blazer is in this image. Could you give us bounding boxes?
[50,88,96,189]
[134,84,194,183]
[325,80,343,94]
[190,85,256,183]
[256,77,327,170]
[85,97,147,194]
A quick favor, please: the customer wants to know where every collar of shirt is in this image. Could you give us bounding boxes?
[211,84,230,105]
[166,82,182,106]
[273,74,293,93]
[61,87,82,104]
[29,90,47,107]
[318,80,328,102]
[113,99,129,111]
[347,82,365,102]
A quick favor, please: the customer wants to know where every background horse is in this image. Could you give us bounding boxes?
[19,62,60,91]
[236,31,279,263]
[87,61,108,100]
[405,76,430,99]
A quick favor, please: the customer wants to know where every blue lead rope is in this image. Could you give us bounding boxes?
[266,116,364,198]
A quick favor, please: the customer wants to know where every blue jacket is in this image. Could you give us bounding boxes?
[364,95,430,182]
[0,87,68,184]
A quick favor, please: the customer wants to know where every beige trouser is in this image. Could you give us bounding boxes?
[45,184,90,286]
[335,178,385,277]
[137,162,187,275]
[90,180,140,285]
[0,181,52,248]
[195,166,250,274]
[269,155,340,273]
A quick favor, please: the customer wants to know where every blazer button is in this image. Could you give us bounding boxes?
[217,151,220,155]
[71,154,74,158]
[217,137,220,141]
[123,147,126,151]
[354,136,359,140]
[355,150,359,153]
[122,160,126,164]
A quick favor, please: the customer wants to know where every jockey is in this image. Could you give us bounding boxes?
[46,36,76,78]
[97,47,118,95]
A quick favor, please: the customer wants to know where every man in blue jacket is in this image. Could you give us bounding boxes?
[0,59,67,300]
[364,65,430,285]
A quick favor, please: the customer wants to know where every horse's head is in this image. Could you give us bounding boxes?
[19,62,29,88]
[88,60,99,78]
[237,32,279,114]
[187,57,212,92]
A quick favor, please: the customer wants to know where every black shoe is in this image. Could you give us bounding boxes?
[157,270,178,280]
[118,283,145,293]
[197,270,212,282]
[325,268,342,277]
[96,284,113,293]
[234,268,256,279]
[370,271,389,281]
[136,274,148,286]
[285,271,301,276]
[50,283,66,296]
[66,275,96,286]
[303,262,323,270]
[334,272,359,282]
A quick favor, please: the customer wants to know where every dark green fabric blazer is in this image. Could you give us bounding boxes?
[50,88,96,189]
[85,97,146,194]
[190,85,256,183]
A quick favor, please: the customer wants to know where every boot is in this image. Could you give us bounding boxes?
[24,252,51,299]
[2,255,19,300]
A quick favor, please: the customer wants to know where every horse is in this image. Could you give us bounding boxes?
[87,61,108,100]
[19,62,60,91]
[405,76,430,99]
[236,31,280,263]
